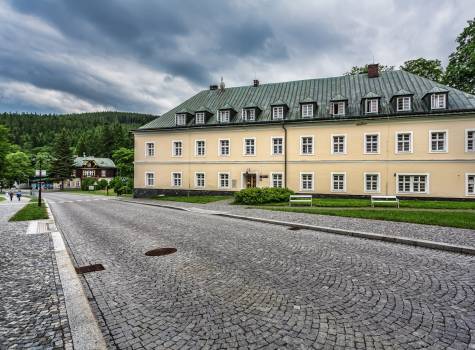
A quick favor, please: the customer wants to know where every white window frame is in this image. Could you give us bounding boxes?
[175,113,187,126]
[270,172,284,188]
[195,112,205,125]
[364,133,380,154]
[145,142,155,157]
[300,136,314,155]
[218,172,231,189]
[396,173,430,194]
[171,172,183,187]
[241,108,256,121]
[363,172,380,193]
[431,93,446,109]
[272,106,284,120]
[465,129,475,152]
[301,104,314,119]
[396,96,411,112]
[466,173,475,196]
[243,137,256,156]
[218,110,230,123]
[429,130,448,153]
[195,139,206,157]
[331,134,347,155]
[218,138,230,157]
[331,101,345,116]
[300,172,314,192]
[145,172,155,187]
[194,172,205,188]
[395,131,413,154]
[331,172,346,193]
[365,99,379,114]
[171,140,183,157]
[271,136,284,155]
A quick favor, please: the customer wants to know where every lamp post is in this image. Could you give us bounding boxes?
[37,158,42,207]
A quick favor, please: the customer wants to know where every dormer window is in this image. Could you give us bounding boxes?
[331,102,345,116]
[396,96,411,112]
[218,110,230,123]
[365,99,379,114]
[431,93,446,109]
[195,112,205,124]
[175,113,187,126]
[272,106,284,120]
[242,108,255,121]
[301,104,314,119]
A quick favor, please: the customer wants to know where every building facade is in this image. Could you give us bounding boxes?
[61,156,117,189]
[134,66,475,199]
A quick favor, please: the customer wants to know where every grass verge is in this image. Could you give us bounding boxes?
[0,196,5,202]
[151,195,232,204]
[63,189,116,196]
[9,198,48,221]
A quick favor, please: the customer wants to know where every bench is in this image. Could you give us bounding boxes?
[289,195,313,207]
[371,195,400,208]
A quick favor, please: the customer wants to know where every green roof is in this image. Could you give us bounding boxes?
[139,70,475,130]
[74,156,116,168]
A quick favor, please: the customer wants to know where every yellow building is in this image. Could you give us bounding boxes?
[134,65,475,199]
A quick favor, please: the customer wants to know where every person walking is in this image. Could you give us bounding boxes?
[8,189,14,201]
[16,190,22,201]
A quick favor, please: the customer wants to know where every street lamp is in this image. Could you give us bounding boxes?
[32,156,42,207]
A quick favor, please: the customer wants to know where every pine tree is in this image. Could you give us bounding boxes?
[50,129,74,190]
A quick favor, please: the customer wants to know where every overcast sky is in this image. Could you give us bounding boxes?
[0,0,473,115]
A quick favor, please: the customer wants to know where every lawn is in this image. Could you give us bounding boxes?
[63,189,116,196]
[0,196,5,202]
[9,198,48,221]
[256,206,475,230]
[151,195,232,204]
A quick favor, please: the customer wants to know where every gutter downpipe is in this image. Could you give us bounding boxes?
[282,122,288,188]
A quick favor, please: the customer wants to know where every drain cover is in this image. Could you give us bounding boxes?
[288,226,302,231]
[75,264,105,274]
[145,247,177,256]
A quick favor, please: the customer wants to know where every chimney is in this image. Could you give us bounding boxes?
[253,79,259,87]
[367,63,379,78]
[209,84,218,90]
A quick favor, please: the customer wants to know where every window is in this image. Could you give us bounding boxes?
[145,142,155,157]
[272,106,284,120]
[195,112,205,124]
[332,135,346,154]
[176,113,186,126]
[397,174,428,193]
[396,96,411,111]
[272,137,283,155]
[83,170,95,177]
[365,99,379,114]
[195,140,206,156]
[101,170,106,177]
[244,138,255,155]
[331,102,345,116]
[218,110,230,123]
[396,132,412,153]
[195,173,205,188]
[172,172,182,187]
[466,130,474,152]
[301,104,314,118]
[300,173,314,191]
[467,174,475,196]
[301,136,314,155]
[145,172,155,187]
[242,109,255,121]
[431,94,446,109]
[172,141,183,157]
[365,134,379,154]
[430,131,447,152]
[271,173,283,188]
[219,139,230,156]
[364,173,379,193]
[331,173,346,192]
[218,173,230,188]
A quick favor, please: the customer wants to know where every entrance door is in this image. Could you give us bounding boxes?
[246,173,257,188]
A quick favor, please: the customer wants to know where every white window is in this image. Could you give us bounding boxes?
[218,172,230,188]
[364,173,380,193]
[301,136,314,155]
[364,134,379,154]
[218,110,230,123]
[145,142,155,157]
[466,130,474,152]
[332,135,346,154]
[466,174,475,196]
[331,173,346,192]
[219,139,230,156]
[301,104,314,118]
[300,173,314,191]
[83,170,95,177]
[331,102,345,116]
[396,96,411,111]
[365,99,378,114]
[271,173,283,188]
[272,137,283,155]
[395,132,412,153]
[172,141,183,157]
[397,174,428,193]
[172,172,182,187]
[195,173,205,188]
[242,109,255,121]
[145,172,155,187]
[272,106,284,120]
[244,138,256,155]
[101,169,106,177]
[431,94,446,109]
[176,113,186,126]
[195,112,205,124]
[195,140,206,156]
[429,131,447,152]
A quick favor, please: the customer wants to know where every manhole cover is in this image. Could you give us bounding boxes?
[288,226,302,231]
[145,247,177,256]
[75,264,105,274]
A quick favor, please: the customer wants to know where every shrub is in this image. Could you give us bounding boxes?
[234,187,294,205]
[97,179,108,190]
[81,177,96,191]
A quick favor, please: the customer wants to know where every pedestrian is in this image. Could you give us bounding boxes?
[16,190,22,201]
[8,189,14,201]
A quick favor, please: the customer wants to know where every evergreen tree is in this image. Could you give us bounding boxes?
[76,134,88,157]
[50,130,74,190]
[0,125,13,183]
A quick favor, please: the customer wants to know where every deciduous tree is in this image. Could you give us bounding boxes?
[400,58,444,82]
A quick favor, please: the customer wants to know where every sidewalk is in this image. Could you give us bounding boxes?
[122,197,475,250]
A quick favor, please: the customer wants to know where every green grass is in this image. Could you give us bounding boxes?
[63,189,116,196]
[0,196,5,202]
[256,206,475,229]
[151,195,232,204]
[9,198,48,221]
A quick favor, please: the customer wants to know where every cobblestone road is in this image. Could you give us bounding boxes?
[46,192,475,350]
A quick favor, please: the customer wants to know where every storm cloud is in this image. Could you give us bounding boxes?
[0,0,473,114]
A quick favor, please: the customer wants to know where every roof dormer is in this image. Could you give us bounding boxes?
[299,97,317,119]
[175,107,193,126]
[423,87,449,110]
[270,99,288,120]
[217,104,236,123]
[330,94,348,117]
[194,106,212,125]
[361,91,381,115]
[390,89,414,113]
[241,102,261,122]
